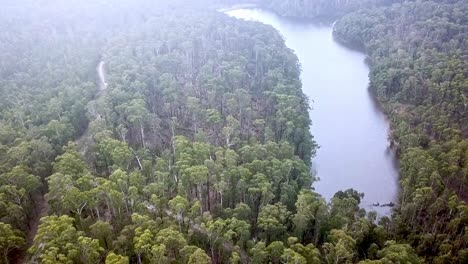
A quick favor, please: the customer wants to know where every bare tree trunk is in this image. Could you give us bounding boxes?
[140,122,145,148]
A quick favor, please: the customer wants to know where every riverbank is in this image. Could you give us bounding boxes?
[226,8,398,215]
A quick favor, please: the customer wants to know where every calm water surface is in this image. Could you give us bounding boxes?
[226,9,398,214]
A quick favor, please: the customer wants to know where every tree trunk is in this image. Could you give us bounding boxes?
[140,122,145,148]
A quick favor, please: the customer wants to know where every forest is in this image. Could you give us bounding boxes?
[333,0,468,262]
[220,0,399,19]
[0,0,466,263]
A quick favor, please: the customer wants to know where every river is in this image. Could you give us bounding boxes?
[226,8,398,214]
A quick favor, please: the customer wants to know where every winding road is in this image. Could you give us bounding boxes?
[75,61,108,154]
[97,61,108,94]
[20,61,109,263]
[93,61,250,262]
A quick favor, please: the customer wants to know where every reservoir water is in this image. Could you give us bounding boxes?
[226,8,398,214]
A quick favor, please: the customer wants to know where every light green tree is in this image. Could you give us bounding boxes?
[323,229,356,264]
[188,248,211,264]
[282,248,307,264]
[105,252,129,264]
[0,222,25,263]
[29,215,102,264]
[258,202,291,243]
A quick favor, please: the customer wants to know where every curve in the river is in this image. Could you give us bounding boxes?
[226,9,398,215]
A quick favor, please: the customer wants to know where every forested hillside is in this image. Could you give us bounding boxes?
[0,1,104,261]
[333,0,468,262]
[0,0,466,263]
[219,0,398,19]
[263,0,396,19]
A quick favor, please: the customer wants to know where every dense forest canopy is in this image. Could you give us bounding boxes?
[0,0,466,263]
[219,0,399,19]
[333,0,468,262]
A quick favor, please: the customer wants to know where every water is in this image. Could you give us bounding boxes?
[226,9,398,214]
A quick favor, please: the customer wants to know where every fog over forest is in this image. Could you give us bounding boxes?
[0,0,466,263]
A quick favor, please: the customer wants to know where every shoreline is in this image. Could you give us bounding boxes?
[225,7,399,215]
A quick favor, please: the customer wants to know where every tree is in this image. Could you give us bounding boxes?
[109,169,131,215]
[288,238,321,264]
[123,99,149,148]
[224,217,250,247]
[77,236,103,263]
[105,252,129,264]
[155,228,187,260]
[53,143,88,179]
[222,115,240,147]
[374,241,422,264]
[229,251,241,264]
[0,166,41,211]
[46,173,73,213]
[329,189,362,229]
[97,138,132,170]
[29,215,103,264]
[250,242,268,264]
[168,195,189,230]
[257,203,291,243]
[0,166,41,230]
[282,248,307,264]
[0,222,25,263]
[248,173,273,215]
[188,248,211,264]
[323,229,356,264]
[293,189,327,244]
[267,241,285,264]
[150,244,169,264]
[180,245,199,263]
[90,221,114,250]
[63,187,90,219]
[134,228,154,264]
[205,218,227,260]
[232,203,251,221]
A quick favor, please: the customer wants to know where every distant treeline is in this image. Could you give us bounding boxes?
[217,0,399,18]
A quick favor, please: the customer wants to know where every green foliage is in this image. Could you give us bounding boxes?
[188,248,212,264]
[334,0,468,262]
[293,189,327,244]
[105,252,129,264]
[0,166,41,231]
[375,240,422,264]
[90,221,114,250]
[29,215,103,264]
[258,0,392,19]
[258,203,291,243]
[53,143,88,179]
[0,0,101,245]
[267,241,285,264]
[2,0,465,263]
[323,229,356,264]
[0,222,25,263]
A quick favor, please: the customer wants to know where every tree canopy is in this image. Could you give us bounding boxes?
[0,0,466,263]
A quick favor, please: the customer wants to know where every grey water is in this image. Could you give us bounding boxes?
[226,8,398,215]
